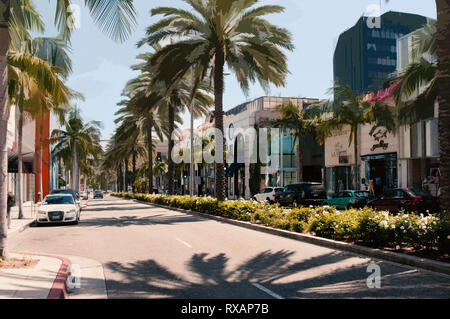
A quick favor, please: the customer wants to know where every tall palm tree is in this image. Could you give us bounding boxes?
[51,110,103,193]
[435,0,450,216]
[9,25,73,218]
[1,0,136,251]
[140,0,293,201]
[131,50,213,195]
[153,160,167,191]
[116,92,166,193]
[1,0,135,259]
[315,85,396,191]
[269,102,317,183]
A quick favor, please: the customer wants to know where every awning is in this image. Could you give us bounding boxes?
[8,153,35,174]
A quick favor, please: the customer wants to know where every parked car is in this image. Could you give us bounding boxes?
[368,188,439,214]
[275,182,328,207]
[80,191,89,200]
[36,194,80,225]
[323,190,375,209]
[94,190,104,199]
[254,187,284,204]
[50,189,81,211]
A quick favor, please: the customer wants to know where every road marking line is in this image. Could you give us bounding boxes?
[251,283,284,300]
[176,238,193,248]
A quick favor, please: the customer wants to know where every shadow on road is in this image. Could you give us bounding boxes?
[103,250,450,299]
[79,213,203,228]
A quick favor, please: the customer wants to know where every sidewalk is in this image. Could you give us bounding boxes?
[0,253,63,299]
[7,202,36,237]
[0,252,107,299]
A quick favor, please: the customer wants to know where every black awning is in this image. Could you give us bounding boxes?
[8,155,35,174]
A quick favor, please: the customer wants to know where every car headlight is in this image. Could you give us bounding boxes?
[38,210,47,215]
[66,209,76,215]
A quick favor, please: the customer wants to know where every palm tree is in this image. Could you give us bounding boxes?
[315,85,396,191]
[51,110,103,194]
[434,0,450,216]
[113,108,148,192]
[130,50,213,195]
[269,102,318,183]
[9,26,73,218]
[0,0,137,258]
[153,160,167,191]
[140,0,293,201]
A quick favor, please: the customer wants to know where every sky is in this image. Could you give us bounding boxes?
[36,0,437,142]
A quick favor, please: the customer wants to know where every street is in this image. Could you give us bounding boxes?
[9,195,450,299]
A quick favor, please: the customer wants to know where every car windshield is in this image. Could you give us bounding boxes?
[43,196,74,205]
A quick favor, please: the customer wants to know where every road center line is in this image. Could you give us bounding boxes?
[176,237,193,248]
[251,283,284,300]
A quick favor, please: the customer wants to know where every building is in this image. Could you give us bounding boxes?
[396,26,440,196]
[325,22,439,197]
[175,97,324,199]
[334,11,429,96]
[6,108,59,204]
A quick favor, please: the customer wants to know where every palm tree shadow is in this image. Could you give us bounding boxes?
[103,250,450,299]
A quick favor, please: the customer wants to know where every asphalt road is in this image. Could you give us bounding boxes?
[9,195,450,299]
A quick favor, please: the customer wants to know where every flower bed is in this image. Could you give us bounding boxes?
[113,193,450,260]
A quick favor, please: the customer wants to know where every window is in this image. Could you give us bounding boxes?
[392,190,405,199]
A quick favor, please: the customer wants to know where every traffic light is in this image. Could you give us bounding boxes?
[156,152,162,162]
[183,170,188,179]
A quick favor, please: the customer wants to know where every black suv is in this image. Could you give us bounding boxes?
[94,190,104,199]
[275,182,327,207]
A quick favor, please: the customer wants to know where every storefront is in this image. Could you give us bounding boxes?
[361,152,398,196]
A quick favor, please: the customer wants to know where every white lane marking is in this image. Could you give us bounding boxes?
[176,237,193,248]
[251,283,284,300]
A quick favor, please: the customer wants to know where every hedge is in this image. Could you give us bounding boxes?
[113,193,450,253]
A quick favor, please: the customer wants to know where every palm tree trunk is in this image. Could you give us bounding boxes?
[147,122,154,193]
[353,129,359,191]
[214,49,226,201]
[72,141,78,193]
[17,112,23,219]
[0,23,10,260]
[125,158,129,192]
[168,103,175,195]
[436,0,450,217]
[132,151,136,193]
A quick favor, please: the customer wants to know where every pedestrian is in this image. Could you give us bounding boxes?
[7,192,15,229]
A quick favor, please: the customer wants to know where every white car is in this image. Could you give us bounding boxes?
[80,191,89,200]
[254,187,284,204]
[36,194,80,225]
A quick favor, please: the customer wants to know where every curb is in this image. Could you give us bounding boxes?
[26,253,71,299]
[126,197,450,276]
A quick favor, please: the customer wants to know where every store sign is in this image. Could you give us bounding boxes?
[370,128,389,152]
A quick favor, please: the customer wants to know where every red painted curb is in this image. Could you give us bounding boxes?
[20,252,71,299]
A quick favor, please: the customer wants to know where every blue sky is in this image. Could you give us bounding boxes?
[37,0,437,141]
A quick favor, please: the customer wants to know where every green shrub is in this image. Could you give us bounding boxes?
[112,192,449,253]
